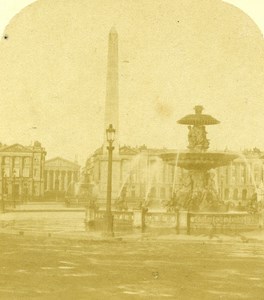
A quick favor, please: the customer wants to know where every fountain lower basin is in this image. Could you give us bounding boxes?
[160,151,238,170]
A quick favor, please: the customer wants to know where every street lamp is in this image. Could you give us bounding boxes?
[1,168,6,212]
[106,124,115,237]
[12,169,16,208]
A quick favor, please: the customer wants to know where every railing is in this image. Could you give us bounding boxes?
[89,209,261,232]
[145,212,177,228]
[94,210,134,229]
[188,212,260,230]
[113,211,134,222]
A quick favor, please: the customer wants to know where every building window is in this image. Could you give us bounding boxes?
[131,171,136,183]
[169,187,173,198]
[160,187,166,199]
[224,189,229,200]
[140,184,145,197]
[131,185,136,198]
[23,168,30,177]
[233,189,238,201]
[24,157,30,165]
[150,187,156,198]
[34,169,38,177]
[34,156,40,164]
[242,189,247,201]
[4,168,10,177]
[13,168,20,177]
[231,165,236,184]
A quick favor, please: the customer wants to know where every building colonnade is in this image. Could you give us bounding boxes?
[44,170,79,192]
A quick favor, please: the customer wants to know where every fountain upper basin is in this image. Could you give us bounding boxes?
[160,151,238,170]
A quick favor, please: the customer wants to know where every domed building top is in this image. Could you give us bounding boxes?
[177,106,220,126]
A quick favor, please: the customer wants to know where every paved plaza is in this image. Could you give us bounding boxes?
[0,233,264,300]
[0,207,264,300]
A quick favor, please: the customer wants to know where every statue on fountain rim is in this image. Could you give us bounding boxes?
[171,173,193,211]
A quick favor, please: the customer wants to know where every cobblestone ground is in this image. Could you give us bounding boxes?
[0,234,264,300]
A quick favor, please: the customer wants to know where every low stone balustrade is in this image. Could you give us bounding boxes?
[85,207,261,233]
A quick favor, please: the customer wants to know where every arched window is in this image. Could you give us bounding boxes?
[150,187,156,198]
[224,188,229,200]
[233,189,238,200]
[242,189,247,201]
[160,187,166,199]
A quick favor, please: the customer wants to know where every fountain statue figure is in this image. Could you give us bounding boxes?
[188,125,209,151]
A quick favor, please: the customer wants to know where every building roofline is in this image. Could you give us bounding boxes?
[45,156,80,167]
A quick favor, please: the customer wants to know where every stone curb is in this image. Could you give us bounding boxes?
[0,228,264,245]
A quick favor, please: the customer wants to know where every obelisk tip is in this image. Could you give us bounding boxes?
[110,26,117,34]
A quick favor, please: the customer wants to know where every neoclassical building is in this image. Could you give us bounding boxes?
[0,141,46,201]
[85,145,188,208]
[44,157,80,198]
[217,149,264,202]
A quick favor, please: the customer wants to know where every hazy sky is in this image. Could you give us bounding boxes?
[0,0,263,164]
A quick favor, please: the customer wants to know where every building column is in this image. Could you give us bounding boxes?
[0,157,2,196]
[68,171,72,184]
[246,164,251,184]
[58,171,62,191]
[19,157,23,198]
[61,171,65,191]
[63,171,67,191]
[64,171,68,193]
[47,170,50,191]
[10,157,14,198]
[53,170,57,191]
[67,171,74,194]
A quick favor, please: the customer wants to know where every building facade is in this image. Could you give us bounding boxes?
[0,141,46,202]
[85,145,181,208]
[44,157,80,199]
[217,149,264,202]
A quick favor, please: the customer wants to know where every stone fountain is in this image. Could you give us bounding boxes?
[160,105,238,212]
[87,106,261,232]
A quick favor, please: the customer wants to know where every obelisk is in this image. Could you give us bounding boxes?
[104,27,119,152]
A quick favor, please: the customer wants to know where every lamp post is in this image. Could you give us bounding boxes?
[1,168,5,213]
[105,124,115,237]
[12,168,16,209]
